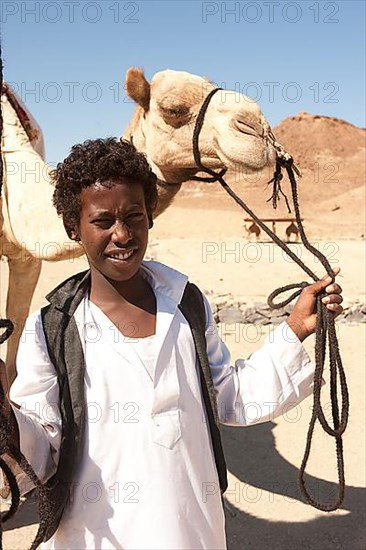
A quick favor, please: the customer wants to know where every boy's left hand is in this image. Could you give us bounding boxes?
[286,267,343,342]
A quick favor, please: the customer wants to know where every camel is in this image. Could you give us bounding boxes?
[122,68,277,216]
[245,221,261,242]
[1,69,280,383]
[285,221,300,242]
[0,86,83,383]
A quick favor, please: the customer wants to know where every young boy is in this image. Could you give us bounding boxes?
[2,138,343,549]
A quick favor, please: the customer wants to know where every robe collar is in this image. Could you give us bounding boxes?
[45,260,189,316]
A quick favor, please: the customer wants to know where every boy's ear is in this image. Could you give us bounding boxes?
[64,222,80,242]
[148,215,154,229]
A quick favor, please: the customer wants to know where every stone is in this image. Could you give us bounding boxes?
[218,307,245,324]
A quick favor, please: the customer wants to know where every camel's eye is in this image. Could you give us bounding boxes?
[163,106,188,117]
[159,105,190,128]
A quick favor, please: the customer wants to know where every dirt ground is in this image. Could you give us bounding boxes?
[1,196,365,549]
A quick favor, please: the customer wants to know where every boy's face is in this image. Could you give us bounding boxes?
[74,179,149,283]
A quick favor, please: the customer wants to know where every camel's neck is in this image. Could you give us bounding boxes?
[154,179,182,217]
[124,111,186,218]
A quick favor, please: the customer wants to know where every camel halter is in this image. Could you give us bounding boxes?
[191,87,349,512]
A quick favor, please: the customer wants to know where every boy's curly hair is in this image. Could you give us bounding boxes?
[52,138,158,234]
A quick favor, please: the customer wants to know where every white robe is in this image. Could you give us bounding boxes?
[10,260,315,549]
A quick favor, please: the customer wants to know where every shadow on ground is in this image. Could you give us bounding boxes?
[3,489,38,531]
[3,423,365,550]
[222,422,365,550]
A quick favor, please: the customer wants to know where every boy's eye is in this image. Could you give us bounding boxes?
[91,213,145,228]
[123,212,146,224]
[92,218,113,228]
[128,212,145,220]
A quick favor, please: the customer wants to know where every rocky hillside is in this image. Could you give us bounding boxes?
[273,112,365,171]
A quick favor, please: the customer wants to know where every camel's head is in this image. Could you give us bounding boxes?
[124,68,277,184]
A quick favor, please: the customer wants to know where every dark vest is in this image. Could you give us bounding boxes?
[40,270,227,542]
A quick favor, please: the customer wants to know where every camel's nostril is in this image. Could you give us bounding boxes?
[234,118,262,137]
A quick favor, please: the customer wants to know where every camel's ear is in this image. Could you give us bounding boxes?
[125,68,150,111]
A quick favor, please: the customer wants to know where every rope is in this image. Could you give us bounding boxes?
[0,330,49,548]
[192,88,349,511]
[0,402,51,548]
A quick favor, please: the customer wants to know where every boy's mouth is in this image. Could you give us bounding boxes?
[105,247,138,262]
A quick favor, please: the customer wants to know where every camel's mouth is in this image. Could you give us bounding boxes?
[213,132,277,173]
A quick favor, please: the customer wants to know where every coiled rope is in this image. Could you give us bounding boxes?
[192,87,349,511]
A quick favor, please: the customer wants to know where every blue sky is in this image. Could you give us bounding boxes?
[1,0,365,163]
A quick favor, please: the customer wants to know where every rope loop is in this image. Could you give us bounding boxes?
[267,281,309,309]
[191,168,227,183]
[0,319,14,345]
[0,456,20,522]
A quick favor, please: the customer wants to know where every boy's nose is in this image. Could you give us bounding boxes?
[111,221,132,244]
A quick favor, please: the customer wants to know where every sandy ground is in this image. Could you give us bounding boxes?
[1,202,365,549]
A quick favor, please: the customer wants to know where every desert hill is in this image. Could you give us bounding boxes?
[273,111,365,171]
